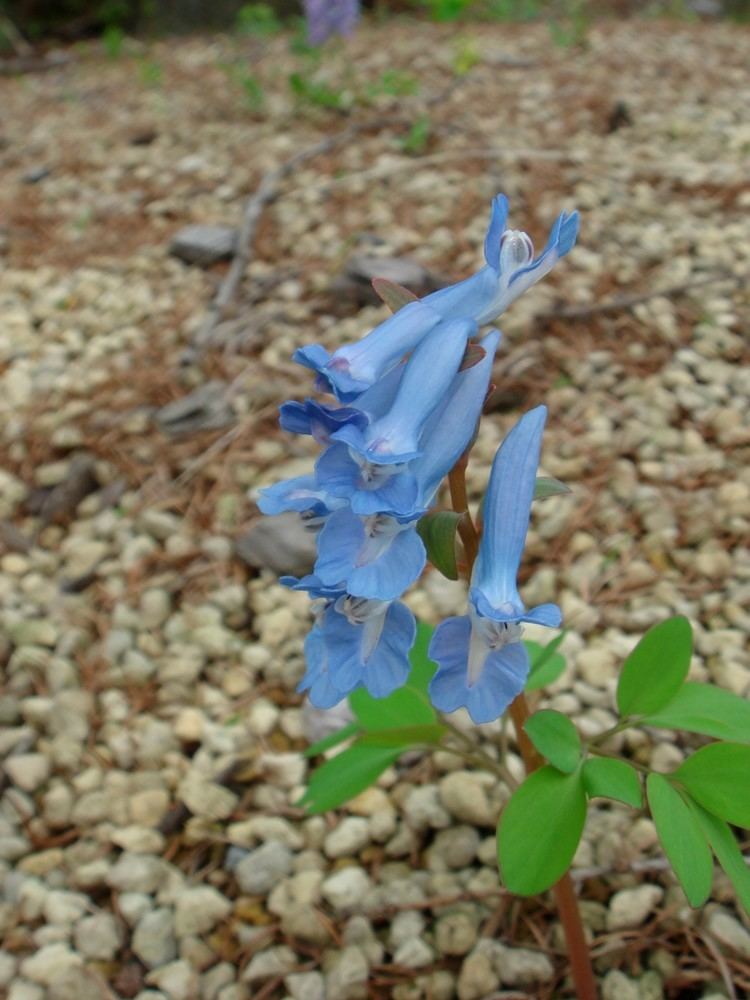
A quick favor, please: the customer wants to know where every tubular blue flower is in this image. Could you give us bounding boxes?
[315,508,425,600]
[332,316,478,465]
[293,300,442,401]
[256,474,345,522]
[428,405,562,723]
[304,0,360,46]
[279,400,368,445]
[410,328,501,508]
[422,195,580,326]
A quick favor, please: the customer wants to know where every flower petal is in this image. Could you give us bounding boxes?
[321,601,415,699]
[298,627,350,708]
[483,193,510,271]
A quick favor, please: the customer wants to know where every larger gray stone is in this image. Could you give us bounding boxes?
[236,512,317,577]
[169,225,237,266]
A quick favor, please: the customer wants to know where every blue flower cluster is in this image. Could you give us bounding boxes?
[259,195,578,722]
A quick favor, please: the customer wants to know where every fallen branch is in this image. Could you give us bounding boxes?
[538,270,739,321]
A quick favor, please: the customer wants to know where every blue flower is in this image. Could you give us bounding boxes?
[316,443,419,516]
[292,196,577,398]
[332,316,478,465]
[291,584,416,705]
[256,474,345,520]
[294,300,442,401]
[422,195,580,326]
[279,399,368,446]
[320,597,416,699]
[410,328,501,508]
[428,406,562,723]
[315,508,425,600]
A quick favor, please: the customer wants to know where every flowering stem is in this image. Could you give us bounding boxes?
[447,451,479,575]
[446,441,597,998]
[509,694,598,1000]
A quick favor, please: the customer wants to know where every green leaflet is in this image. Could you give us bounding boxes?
[688,801,750,916]
[643,682,750,744]
[297,742,401,814]
[674,742,750,829]
[646,773,713,907]
[416,511,463,581]
[524,710,581,773]
[497,765,587,895]
[583,757,642,808]
[616,616,692,717]
[534,476,572,500]
[525,632,567,691]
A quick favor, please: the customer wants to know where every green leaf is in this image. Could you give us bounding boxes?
[349,622,436,731]
[297,742,400,814]
[646,773,713,907]
[642,682,750,744]
[674,742,750,829]
[689,801,750,916]
[497,765,587,895]
[304,721,360,758]
[583,757,642,808]
[534,476,572,500]
[416,511,463,581]
[358,724,446,747]
[524,711,581,773]
[525,632,567,691]
[616,616,693,718]
[371,277,418,313]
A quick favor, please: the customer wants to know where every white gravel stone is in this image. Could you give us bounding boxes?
[607,884,664,930]
[325,945,369,1000]
[73,912,123,960]
[393,937,434,969]
[0,950,17,987]
[324,817,370,858]
[146,959,200,1000]
[132,907,178,968]
[602,969,640,1000]
[3,753,51,792]
[243,945,297,983]
[285,971,326,1000]
[130,788,170,827]
[178,775,238,821]
[706,908,750,958]
[108,853,167,893]
[321,866,373,912]
[43,890,89,925]
[434,909,479,956]
[438,772,497,827]
[20,944,82,985]
[234,841,293,895]
[174,886,231,937]
[403,785,452,831]
[8,982,45,1000]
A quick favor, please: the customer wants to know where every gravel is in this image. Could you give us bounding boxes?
[0,16,748,1000]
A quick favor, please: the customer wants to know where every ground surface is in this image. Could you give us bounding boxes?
[1,16,749,1000]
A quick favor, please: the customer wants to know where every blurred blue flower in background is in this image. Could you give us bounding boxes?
[304,0,361,46]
